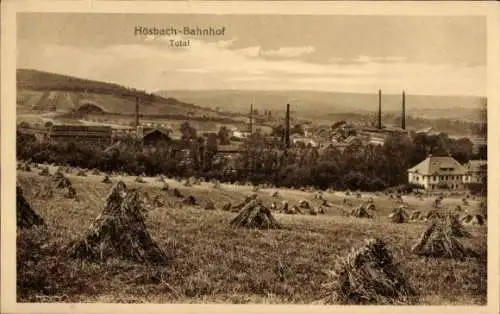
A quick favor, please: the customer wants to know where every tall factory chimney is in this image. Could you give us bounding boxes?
[401,90,406,130]
[378,89,382,129]
[135,96,140,127]
[285,103,290,148]
[249,104,253,133]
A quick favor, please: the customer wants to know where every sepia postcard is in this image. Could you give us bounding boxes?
[1,1,499,314]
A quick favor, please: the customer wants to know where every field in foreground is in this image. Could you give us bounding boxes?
[16,168,487,304]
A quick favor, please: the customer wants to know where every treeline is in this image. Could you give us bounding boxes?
[17,124,487,192]
[229,131,486,191]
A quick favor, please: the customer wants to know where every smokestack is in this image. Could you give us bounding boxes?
[249,104,253,133]
[401,90,406,130]
[378,89,382,129]
[135,96,140,127]
[285,103,290,148]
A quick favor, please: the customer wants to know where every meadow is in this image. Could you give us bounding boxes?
[16,167,487,304]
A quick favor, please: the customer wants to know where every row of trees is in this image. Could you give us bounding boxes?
[17,120,487,193]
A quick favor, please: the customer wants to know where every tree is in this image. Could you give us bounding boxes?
[383,134,414,186]
[475,145,487,160]
[180,121,197,141]
[332,120,347,130]
[271,124,285,138]
[450,137,473,163]
[291,124,305,136]
[206,133,218,154]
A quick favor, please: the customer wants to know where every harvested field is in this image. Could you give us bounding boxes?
[16,169,487,304]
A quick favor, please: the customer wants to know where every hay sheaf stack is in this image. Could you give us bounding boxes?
[170,188,183,198]
[231,194,258,212]
[204,201,215,210]
[309,206,325,216]
[315,193,330,207]
[423,210,442,221]
[279,201,302,215]
[479,200,487,220]
[461,214,485,226]
[323,238,416,305]
[39,167,50,176]
[52,170,77,199]
[212,180,221,189]
[230,198,280,229]
[17,162,31,172]
[17,185,45,229]
[152,195,164,207]
[389,207,408,223]
[409,211,421,221]
[350,205,371,218]
[102,175,112,184]
[411,222,471,259]
[135,176,146,183]
[76,170,87,177]
[52,170,71,189]
[66,181,168,265]
[444,213,471,238]
[33,184,54,199]
[156,175,166,183]
[182,195,197,206]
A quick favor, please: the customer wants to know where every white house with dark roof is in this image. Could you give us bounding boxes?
[407,154,467,190]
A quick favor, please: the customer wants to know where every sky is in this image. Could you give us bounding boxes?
[17,13,486,96]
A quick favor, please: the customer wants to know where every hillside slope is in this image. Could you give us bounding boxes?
[16,69,210,116]
[158,90,486,122]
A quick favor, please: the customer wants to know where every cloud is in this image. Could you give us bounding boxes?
[234,46,261,58]
[261,46,315,58]
[17,36,486,96]
[329,55,408,64]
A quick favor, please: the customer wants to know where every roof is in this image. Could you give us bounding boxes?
[416,127,440,135]
[51,125,111,132]
[369,138,385,145]
[408,155,466,175]
[143,128,170,138]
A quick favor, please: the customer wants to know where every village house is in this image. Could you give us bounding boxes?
[142,128,172,147]
[407,154,472,190]
[18,123,113,146]
[416,127,441,137]
[291,135,319,148]
[231,130,251,140]
[463,159,487,184]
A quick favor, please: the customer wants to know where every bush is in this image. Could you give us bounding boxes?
[467,182,486,196]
